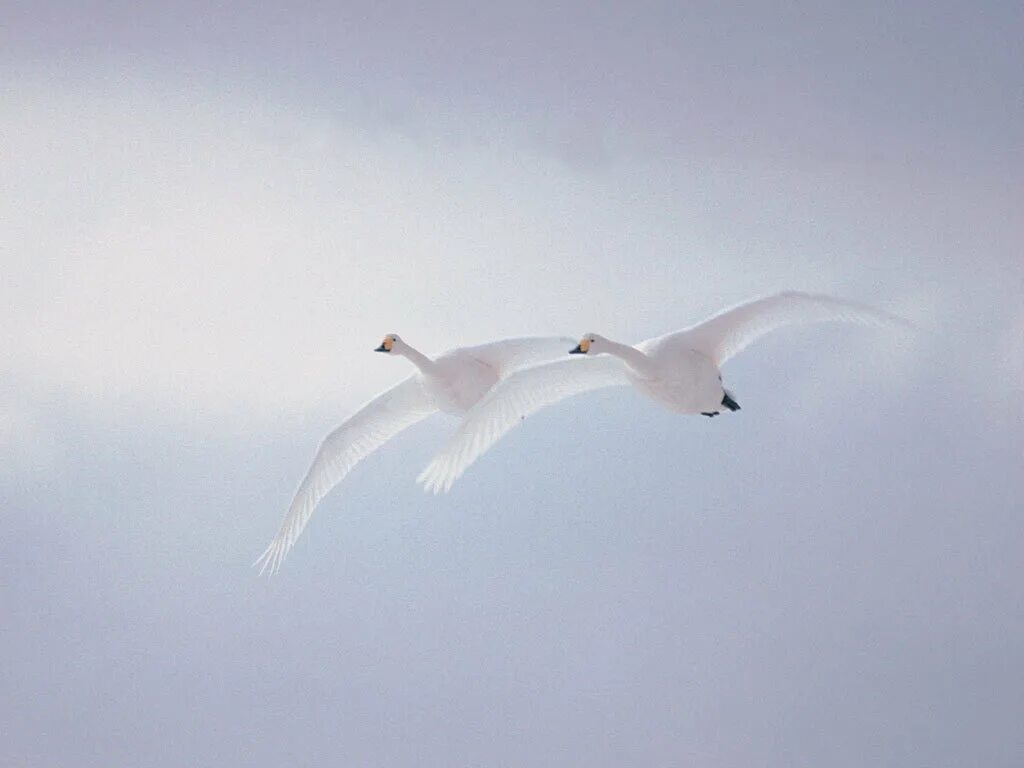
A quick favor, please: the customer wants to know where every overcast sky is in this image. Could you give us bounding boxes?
[2,2,1022,766]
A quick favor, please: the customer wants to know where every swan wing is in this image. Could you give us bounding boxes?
[459,336,578,377]
[255,376,436,574]
[418,357,629,494]
[653,290,914,365]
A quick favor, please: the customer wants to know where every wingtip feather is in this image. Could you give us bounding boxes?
[252,538,291,577]
[417,459,458,495]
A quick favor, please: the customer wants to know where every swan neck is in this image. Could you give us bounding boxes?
[399,344,436,374]
[605,340,652,374]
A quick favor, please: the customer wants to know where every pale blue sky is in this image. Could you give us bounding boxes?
[2,2,1022,766]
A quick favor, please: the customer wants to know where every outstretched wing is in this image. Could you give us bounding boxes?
[648,291,915,366]
[418,357,629,494]
[458,336,578,377]
[255,376,436,575]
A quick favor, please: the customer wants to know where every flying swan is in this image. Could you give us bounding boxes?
[255,334,574,574]
[418,291,914,494]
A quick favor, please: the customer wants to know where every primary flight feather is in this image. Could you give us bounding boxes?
[255,334,574,574]
[418,291,914,493]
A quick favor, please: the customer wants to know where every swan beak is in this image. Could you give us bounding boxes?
[374,344,389,352]
[569,339,590,354]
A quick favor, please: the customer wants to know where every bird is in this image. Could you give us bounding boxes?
[255,333,575,574]
[417,291,914,494]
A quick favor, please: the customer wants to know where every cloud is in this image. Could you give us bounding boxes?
[2,68,1018,438]
[0,398,57,471]
[0,75,803,417]
[1,72,632,421]
[2,21,1022,768]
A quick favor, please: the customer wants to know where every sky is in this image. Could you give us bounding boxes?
[2,2,1023,766]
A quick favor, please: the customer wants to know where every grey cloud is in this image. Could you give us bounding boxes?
[2,3,1022,766]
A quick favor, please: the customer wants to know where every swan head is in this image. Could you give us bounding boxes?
[569,333,606,355]
[374,334,402,354]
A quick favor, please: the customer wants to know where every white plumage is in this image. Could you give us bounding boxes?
[418,292,913,494]
[254,334,574,574]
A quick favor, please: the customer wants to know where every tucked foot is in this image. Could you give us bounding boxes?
[721,391,741,412]
[701,411,719,418]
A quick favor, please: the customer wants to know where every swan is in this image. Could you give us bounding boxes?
[418,291,914,493]
[255,333,574,574]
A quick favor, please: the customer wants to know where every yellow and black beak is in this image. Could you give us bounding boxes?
[569,338,590,354]
[375,337,393,353]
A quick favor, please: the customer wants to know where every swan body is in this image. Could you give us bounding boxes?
[255,333,574,574]
[419,352,498,415]
[418,291,914,493]
[622,339,725,414]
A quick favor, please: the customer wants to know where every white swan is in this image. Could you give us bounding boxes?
[418,291,914,493]
[255,333,574,574]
